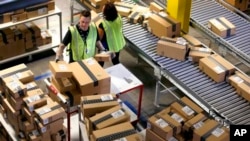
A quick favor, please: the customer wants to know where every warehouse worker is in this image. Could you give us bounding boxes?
[55,10,105,63]
[98,2,126,67]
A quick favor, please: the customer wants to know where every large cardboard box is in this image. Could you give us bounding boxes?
[199,54,235,82]
[145,129,165,141]
[148,13,181,38]
[34,101,66,125]
[35,118,64,135]
[70,58,110,95]
[0,12,13,24]
[188,46,212,62]
[11,12,27,22]
[81,94,119,117]
[89,105,130,133]
[157,37,188,61]
[92,122,136,140]
[0,63,34,84]
[8,94,23,110]
[49,61,72,78]
[208,17,236,38]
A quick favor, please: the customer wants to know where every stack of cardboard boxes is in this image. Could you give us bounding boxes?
[80,94,143,140]
[0,0,55,24]
[0,63,67,141]
[0,22,52,60]
[48,58,111,107]
[146,96,230,141]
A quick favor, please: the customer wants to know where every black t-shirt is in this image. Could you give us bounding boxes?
[62,24,99,46]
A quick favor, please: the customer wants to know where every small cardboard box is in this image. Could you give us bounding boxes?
[92,122,135,140]
[147,114,174,140]
[0,63,34,84]
[34,102,66,125]
[183,34,202,47]
[70,58,110,95]
[41,30,52,45]
[89,105,130,133]
[28,130,42,141]
[8,94,23,110]
[5,80,27,98]
[193,119,220,141]
[51,76,76,93]
[83,0,103,13]
[35,118,64,135]
[180,96,204,114]
[205,126,230,141]
[94,52,112,62]
[49,61,72,78]
[149,2,164,13]
[81,94,119,118]
[145,129,165,141]
[23,93,48,112]
[0,12,13,24]
[157,37,188,61]
[208,17,236,38]
[199,54,235,82]
[11,12,27,22]
[114,2,134,17]
[183,113,208,135]
[188,46,212,62]
[228,71,250,89]
[148,13,181,38]
[26,0,55,18]
[237,83,250,101]
[127,11,143,24]
[225,0,248,11]
[116,133,143,141]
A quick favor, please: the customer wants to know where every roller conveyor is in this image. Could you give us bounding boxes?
[191,0,250,66]
[122,17,250,125]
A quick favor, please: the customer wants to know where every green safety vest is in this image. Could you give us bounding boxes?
[68,23,97,61]
[102,15,126,52]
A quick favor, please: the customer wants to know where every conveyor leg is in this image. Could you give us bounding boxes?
[154,81,160,107]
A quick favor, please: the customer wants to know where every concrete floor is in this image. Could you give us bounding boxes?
[1,0,250,140]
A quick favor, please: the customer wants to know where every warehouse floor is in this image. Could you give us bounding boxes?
[1,0,250,140]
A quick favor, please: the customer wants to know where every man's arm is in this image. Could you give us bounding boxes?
[55,43,66,61]
[96,40,106,52]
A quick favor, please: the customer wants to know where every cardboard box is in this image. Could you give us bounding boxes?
[148,13,181,38]
[157,37,188,61]
[237,83,250,101]
[23,93,48,112]
[115,133,143,141]
[183,113,208,139]
[83,0,104,13]
[49,61,72,78]
[183,34,202,47]
[25,81,39,91]
[26,0,55,18]
[208,17,236,38]
[70,58,110,95]
[114,2,134,17]
[51,76,76,93]
[81,94,119,117]
[41,30,52,45]
[35,118,64,134]
[0,12,13,24]
[145,129,165,141]
[228,71,250,89]
[5,80,27,98]
[91,10,103,26]
[92,122,136,140]
[128,11,143,24]
[0,63,34,84]
[188,46,212,62]
[23,107,35,125]
[28,130,42,141]
[19,118,35,133]
[204,126,229,141]
[180,96,204,114]
[26,88,44,97]
[11,12,27,22]
[89,105,130,133]
[147,114,174,140]
[199,54,235,82]
[8,94,23,110]
[149,2,164,13]
[193,119,220,141]
[51,126,67,141]
[34,101,66,125]
[225,0,248,11]
[94,52,112,62]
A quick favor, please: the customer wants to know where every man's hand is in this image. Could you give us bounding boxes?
[55,56,60,63]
